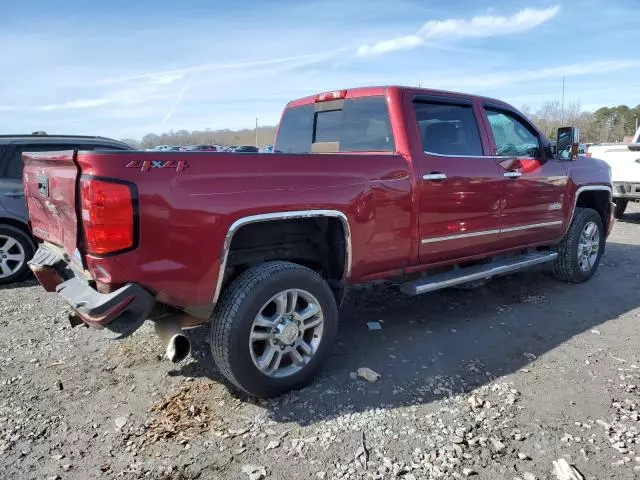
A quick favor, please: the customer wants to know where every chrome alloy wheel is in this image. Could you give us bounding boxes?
[249,289,324,378]
[577,221,600,272]
[0,234,26,279]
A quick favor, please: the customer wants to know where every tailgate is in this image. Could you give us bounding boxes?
[22,150,79,258]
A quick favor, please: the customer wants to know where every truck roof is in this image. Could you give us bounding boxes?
[286,85,511,109]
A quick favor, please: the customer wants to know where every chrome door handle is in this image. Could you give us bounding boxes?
[423,173,447,181]
[503,171,522,178]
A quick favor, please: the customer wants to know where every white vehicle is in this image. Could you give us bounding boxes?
[587,127,640,218]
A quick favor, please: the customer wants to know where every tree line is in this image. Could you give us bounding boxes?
[121,102,640,148]
[122,127,278,149]
[522,102,640,143]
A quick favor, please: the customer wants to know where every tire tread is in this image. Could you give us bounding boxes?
[210,261,331,395]
[552,207,602,283]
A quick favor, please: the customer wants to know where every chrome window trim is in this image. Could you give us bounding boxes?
[212,210,352,304]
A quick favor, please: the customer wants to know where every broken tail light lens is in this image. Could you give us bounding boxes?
[80,177,136,255]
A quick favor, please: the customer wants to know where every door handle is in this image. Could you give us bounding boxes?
[422,173,447,181]
[503,171,522,178]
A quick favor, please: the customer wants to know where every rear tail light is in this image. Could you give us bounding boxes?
[315,90,347,102]
[80,177,136,255]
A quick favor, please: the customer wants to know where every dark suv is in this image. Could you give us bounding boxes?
[0,133,132,284]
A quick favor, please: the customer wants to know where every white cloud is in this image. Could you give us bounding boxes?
[358,5,560,56]
[39,98,112,111]
[357,35,422,56]
[148,73,186,85]
[96,49,345,87]
[420,60,640,91]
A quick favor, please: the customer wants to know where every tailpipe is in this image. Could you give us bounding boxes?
[154,316,191,363]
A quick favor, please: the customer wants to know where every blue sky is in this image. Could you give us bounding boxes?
[1,0,638,140]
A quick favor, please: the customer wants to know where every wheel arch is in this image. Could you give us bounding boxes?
[0,216,36,250]
[213,210,352,304]
[569,186,612,236]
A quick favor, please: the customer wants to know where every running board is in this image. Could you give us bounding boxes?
[400,252,558,296]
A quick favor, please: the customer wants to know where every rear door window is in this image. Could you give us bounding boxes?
[275,96,395,153]
[414,101,484,156]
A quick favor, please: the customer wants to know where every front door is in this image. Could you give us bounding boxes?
[481,106,568,248]
[413,98,503,264]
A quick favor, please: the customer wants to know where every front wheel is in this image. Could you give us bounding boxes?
[210,261,338,398]
[613,199,628,219]
[552,207,604,283]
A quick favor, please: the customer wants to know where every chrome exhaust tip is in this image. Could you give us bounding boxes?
[154,316,191,363]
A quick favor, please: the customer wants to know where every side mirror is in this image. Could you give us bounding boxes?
[556,126,580,160]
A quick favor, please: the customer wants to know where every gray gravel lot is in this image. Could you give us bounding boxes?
[1,204,640,480]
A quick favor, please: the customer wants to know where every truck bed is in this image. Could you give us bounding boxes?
[22,150,413,309]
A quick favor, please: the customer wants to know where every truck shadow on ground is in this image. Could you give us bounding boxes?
[619,210,640,225]
[174,241,640,427]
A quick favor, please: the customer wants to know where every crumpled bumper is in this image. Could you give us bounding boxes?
[28,246,154,339]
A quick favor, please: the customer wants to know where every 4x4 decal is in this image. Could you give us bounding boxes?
[125,159,188,172]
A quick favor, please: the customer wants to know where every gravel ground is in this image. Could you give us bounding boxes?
[2,204,640,480]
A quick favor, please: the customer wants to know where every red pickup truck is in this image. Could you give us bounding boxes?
[23,86,614,397]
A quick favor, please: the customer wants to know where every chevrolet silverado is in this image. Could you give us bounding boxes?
[22,86,614,397]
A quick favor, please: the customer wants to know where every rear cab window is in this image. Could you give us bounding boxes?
[275,95,395,154]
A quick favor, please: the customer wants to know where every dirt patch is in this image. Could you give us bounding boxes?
[145,381,219,444]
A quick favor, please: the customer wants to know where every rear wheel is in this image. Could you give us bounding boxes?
[210,261,338,398]
[613,199,628,219]
[552,207,604,283]
[0,225,34,285]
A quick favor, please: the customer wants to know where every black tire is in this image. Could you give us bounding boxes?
[210,261,338,398]
[0,225,35,285]
[552,207,604,283]
[614,199,628,219]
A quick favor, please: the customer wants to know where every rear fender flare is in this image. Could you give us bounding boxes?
[212,210,352,304]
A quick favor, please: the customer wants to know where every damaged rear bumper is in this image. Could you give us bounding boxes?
[28,246,154,339]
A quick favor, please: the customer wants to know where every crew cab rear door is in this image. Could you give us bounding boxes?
[412,95,504,264]
[480,105,568,248]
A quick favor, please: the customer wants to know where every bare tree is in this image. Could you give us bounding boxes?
[120,138,140,148]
